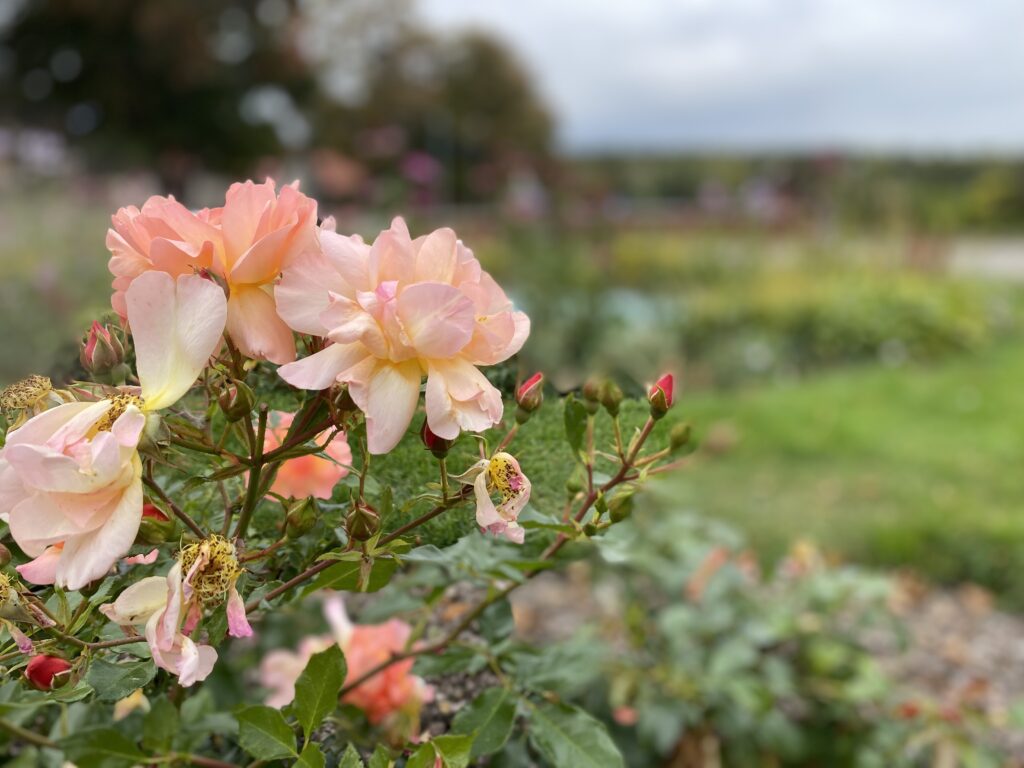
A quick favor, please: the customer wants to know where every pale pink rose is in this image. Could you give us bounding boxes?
[259,635,336,707]
[100,569,217,687]
[107,196,219,318]
[262,411,351,499]
[276,217,529,454]
[0,400,145,590]
[123,548,159,566]
[454,452,530,544]
[107,179,317,365]
[0,273,227,590]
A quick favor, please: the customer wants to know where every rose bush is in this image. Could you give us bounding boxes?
[0,180,684,767]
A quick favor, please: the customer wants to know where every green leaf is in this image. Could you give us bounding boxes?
[339,744,365,768]
[85,658,156,702]
[236,705,297,760]
[367,745,394,768]
[452,687,516,757]
[406,744,436,768]
[527,702,624,768]
[432,734,473,768]
[60,728,147,768]
[293,741,326,768]
[406,736,473,768]
[142,696,179,753]
[563,395,588,454]
[301,557,397,596]
[293,645,346,738]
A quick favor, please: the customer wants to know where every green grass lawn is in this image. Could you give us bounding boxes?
[665,342,1024,601]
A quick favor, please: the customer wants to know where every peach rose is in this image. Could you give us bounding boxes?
[262,411,351,500]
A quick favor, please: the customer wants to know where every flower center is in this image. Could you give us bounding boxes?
[0,572,11,606]
[179,535,242,605]
[488,454,523,504]
[0,375,52,411]
[95,393,145,432]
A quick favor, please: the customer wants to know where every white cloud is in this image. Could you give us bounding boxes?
[418,0,1024,151]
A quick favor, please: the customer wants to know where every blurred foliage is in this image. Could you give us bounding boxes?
[584,511,1005,767]
[0,0,315,191]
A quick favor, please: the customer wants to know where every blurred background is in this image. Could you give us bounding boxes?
[3,0,1024,762]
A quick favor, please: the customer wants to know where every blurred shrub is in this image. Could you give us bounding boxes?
[584,511,1004,767]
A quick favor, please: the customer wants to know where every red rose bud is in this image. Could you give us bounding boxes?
[648,373,675,419]
[137,503,175,545]
[25,655,72,690]
[80,321,127,384]
[420,421,453,459]
[516,373,544,411]
[217,380,255,422]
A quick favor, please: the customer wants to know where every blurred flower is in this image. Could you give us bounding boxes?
[113,689,150,721]
[455,452,531,543]
[276,217,529,454]
[262,410,351,500]
[260,595,430,737]
[1,273,225,590]
[24,654,72,690]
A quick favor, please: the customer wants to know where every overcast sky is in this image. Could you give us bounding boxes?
[419,0,1024,153]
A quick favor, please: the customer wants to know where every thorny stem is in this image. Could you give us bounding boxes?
[495,423,519,452]
[439,457,450,501]
[239,539,287,563]
[379,485,473,546]
[0,716,57,748]
[234,405,269,540]
[143,474,206,539]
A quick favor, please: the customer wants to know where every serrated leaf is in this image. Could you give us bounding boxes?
[293,741,326,768]
[60,728,147,768]
[293,645,346,738]
[563,395,588,454]
[85,658,156,702]
[339,744,365,767]
[142,696,179,752]
[527,702,624,768]
[432,734,473,768]
[236,705,297,760]
[301,557,397,596]
[452,687,516,757]
[406,744,437,768]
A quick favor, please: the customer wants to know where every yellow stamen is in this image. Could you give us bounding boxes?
[179,535,242,605]
[95,393,145,432]
[0,375,52,412]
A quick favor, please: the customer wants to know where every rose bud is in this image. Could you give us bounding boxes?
[218,380,255,422]
[598,379,624,417]
[0,542,10,568]
[515,373,544,424]
[137,503,176,545]
[648,373,675,419]
[25,655,72,691]
[608,489,636,523]
[669,423,694,455]
[80,321,128,384]
[581,377,602,414]
[420,421,453,459]
[285,497,320,538]
[346,502,381,542]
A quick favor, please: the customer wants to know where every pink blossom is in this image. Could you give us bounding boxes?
[100,567,218,687]
[276,217,529,454]
[259,635,336,707]
[0,274,226,590]
[455,452,531,543]
[262,411,351,500]
[124,548,159,566]
[107,179,318,364]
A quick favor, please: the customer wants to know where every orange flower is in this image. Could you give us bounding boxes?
[263,411,351,500]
